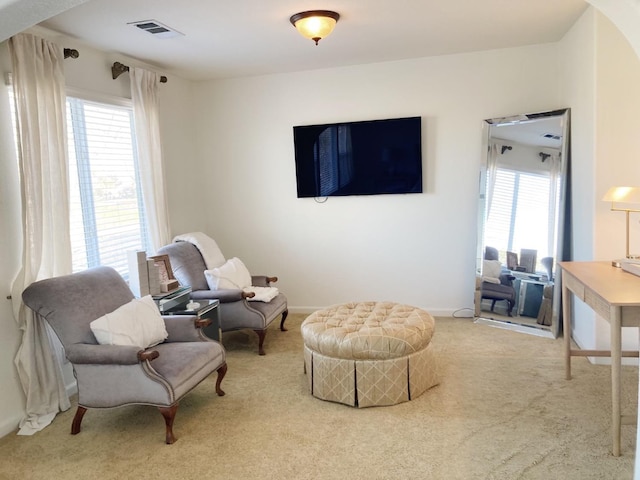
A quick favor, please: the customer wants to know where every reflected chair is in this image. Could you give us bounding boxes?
[481,277,517,316]
[157,240,288,355]
[519,249,538,273]
[480,247,516,316]
[484,246,500,261]
[22,266,227,444]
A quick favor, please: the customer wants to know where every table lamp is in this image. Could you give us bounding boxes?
[602,186,640,266]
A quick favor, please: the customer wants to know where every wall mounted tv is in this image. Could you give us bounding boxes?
[293,116,423,198]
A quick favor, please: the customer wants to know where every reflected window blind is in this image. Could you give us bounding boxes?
[67,97,149,279]
[485,168,551,268]
[315,125,353,196]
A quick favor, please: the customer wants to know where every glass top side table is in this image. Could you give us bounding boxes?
[163,299,221,342]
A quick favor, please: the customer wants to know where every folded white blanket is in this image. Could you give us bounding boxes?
[174,232,226,269]
[243,286,279,303]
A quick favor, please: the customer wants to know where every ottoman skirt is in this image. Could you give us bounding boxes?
[304,343,438,407]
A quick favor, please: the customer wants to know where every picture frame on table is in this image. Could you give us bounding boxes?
[149,255,179,292]
[149,254,174,282]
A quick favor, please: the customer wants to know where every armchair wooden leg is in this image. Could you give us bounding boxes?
[158,404,178,444]
[71,406,87,435]
[254,329,267,355]
[280,309,289,331]
[216,363,227,396]
[507,300,514,317]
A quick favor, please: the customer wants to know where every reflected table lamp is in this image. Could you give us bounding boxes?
[602,186,640,267]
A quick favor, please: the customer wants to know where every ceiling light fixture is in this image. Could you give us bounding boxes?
[289,10,340,45]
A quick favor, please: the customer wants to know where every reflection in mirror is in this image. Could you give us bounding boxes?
[474,109,571,338]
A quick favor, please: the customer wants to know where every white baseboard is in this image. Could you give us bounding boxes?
[288,306,471,317]
[0,413,21,439]
[287,307,318,315]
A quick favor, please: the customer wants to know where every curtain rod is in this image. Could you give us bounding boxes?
[111,62,168,83]
[4,49,79,86]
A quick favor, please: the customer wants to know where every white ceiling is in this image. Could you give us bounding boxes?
[491,115,566,149]
[35,0,589,81]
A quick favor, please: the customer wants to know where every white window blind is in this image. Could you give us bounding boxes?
[67,96,150,279]
[485,167,552,270]
[315,125,353,196]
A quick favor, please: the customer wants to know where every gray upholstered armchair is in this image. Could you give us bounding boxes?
[157,241,288,355]
[21,266,227,444]
[479,246,516,316]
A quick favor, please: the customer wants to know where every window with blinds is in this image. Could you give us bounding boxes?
[484,167,552,269]
[315,125,353,196]
[67,96,150,279]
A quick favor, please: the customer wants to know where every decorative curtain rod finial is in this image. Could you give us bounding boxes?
[63,48,79,59]
[111,61,128,80]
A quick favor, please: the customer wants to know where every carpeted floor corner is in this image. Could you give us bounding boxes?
[0,314,636,480]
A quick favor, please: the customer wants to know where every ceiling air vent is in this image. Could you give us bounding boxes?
[128,20,184,39]
[542,133,562,141]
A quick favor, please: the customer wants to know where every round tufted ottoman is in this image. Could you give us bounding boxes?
[301,302,439,407]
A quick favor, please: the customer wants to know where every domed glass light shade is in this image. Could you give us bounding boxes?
[290,10,340,45]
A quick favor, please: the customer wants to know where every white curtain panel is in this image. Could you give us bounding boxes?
[8,33,72,435]
[485,143,499,217]
[130,67,171,252]
[547,153,562,256]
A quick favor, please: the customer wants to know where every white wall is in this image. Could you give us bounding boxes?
[0,40,27,438]
[593,11,640,357]
[595,13,640,264]
[193,45,563,314]
[558,8,640,360]
[588,0,640,62]
[558,7,598,351]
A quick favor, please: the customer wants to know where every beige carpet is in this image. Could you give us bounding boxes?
[0,314,636,480]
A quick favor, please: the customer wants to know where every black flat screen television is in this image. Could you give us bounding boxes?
[293,116,423,198]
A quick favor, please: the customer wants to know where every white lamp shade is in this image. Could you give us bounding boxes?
[603,186,640,204]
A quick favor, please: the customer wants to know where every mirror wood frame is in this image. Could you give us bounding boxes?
[475,108,571,338]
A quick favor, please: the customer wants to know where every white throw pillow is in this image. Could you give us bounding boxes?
[204,257,252,290]
[482,259,503,283]
[90,295,168,348]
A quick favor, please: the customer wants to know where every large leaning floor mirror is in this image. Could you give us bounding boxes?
[474,108,571,338]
